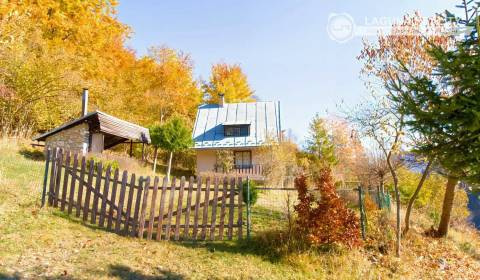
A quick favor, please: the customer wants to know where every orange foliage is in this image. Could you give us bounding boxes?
[294,169,362,248]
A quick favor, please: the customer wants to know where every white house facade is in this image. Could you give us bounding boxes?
[192,97,282,175]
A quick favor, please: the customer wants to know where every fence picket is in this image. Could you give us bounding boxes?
[107,169,120,231]
[201,178,211,240]
[209,177,220,240]
[227,177,236,240]
[165,177,176,240]
[76,157,87,217]
[41,152,246,243]
[174,177,186,241]
[183,176,194,239]
[99,166,112,228]
[192,177,202,240]
[124,173,136,235]
[91,162,103,224]
[147,177,160,240]
[60,151,71,211]
[156,177,168,241]
[48,148,58,206]
[53,149,63,207]
[237,177,243,240]
[67,154,78,214]
[131,176,144,237]
[115,171,128,234]
[218,177,228,240]
[137,177,150,238]
[41,148,51,207]
[82,159,95,222]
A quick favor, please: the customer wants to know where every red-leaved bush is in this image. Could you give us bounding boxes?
[294,168,362,248]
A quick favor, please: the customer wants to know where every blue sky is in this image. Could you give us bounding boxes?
[117,0,456,142]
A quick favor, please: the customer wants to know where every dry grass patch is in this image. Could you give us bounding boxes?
[1,138,480,279]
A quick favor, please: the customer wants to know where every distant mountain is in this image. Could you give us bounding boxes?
[468,191,480,229]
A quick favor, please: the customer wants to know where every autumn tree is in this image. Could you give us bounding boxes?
[0,1,204,140]
[325,117,367,184]
[305,114,337,168]
[347,97,404,256]
[394,8,480,236]
[294,169,361,248]
[203,63,255,103]
[144,47,202,124]
[153,117,193,180]
[354,12,455,254]
[0,12,82,135]
[0,1,135,134]
[257,139,298,187]
[149,125,163,174]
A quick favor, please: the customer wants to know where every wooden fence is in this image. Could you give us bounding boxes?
[42,147,244,241]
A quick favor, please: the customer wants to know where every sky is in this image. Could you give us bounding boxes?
[117,0,456,143]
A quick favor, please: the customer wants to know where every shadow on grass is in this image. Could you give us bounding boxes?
[176,231,342,264]
[0,271,77,280]
[108,264,185,280]
[18,146,45,161]
[50,206,339,265]
[51,211,117,234]
[0,272,20,280]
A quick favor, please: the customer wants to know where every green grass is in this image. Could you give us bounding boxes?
[0,139,377,280]
[2,139,480,279]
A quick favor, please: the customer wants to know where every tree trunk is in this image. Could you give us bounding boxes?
[379,173,385,193]
[153,147,158,173]
[403,160,432,235]
[386,154,401,257]
[436,176,459,237]
[166,151,173,182]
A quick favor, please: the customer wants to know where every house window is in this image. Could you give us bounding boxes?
[224,125,250,137]
[234,151,252,168]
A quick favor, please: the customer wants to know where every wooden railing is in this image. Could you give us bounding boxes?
[233,164,263,176]
[215,164,263,177]
[42,147,244,241]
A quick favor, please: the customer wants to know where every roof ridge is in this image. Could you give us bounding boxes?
[96,110,147,130]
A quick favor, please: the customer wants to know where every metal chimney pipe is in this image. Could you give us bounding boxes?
[219,93,225,107]
[82,88,89,116]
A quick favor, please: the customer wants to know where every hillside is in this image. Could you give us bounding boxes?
[1,139,480,279]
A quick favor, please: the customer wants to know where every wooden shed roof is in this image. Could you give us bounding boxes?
[33,111,151,143]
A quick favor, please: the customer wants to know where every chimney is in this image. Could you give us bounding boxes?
[81,88,89,116]
[219,93,225,107]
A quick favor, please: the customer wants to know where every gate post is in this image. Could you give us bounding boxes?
[41,148,51,207]
[358,186,366,240]
[246,176,251,240]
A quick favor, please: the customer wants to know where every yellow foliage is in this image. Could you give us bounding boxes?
[0,1,205,135]
[389,167,470,225]
[204,63,255,103]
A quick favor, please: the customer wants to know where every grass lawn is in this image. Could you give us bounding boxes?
[1,138,480,279]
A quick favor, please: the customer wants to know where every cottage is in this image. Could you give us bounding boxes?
[192,95,282,175]
[32,89,150,155]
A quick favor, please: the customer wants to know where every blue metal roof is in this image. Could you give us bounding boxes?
[192,101,281,149]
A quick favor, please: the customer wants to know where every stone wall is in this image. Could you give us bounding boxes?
[45,123,89,155]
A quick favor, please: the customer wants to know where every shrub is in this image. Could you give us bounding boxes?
[214,150,234,173]
[364,193,378,212]
[242,180,259,205]
[294,168,361,248]
[18,145,45,161]
[87,156,120,171]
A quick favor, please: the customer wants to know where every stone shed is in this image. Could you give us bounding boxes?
[33,111,150,155]
[33,88,150,155]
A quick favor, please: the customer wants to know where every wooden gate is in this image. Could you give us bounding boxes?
[42,148,244,241]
